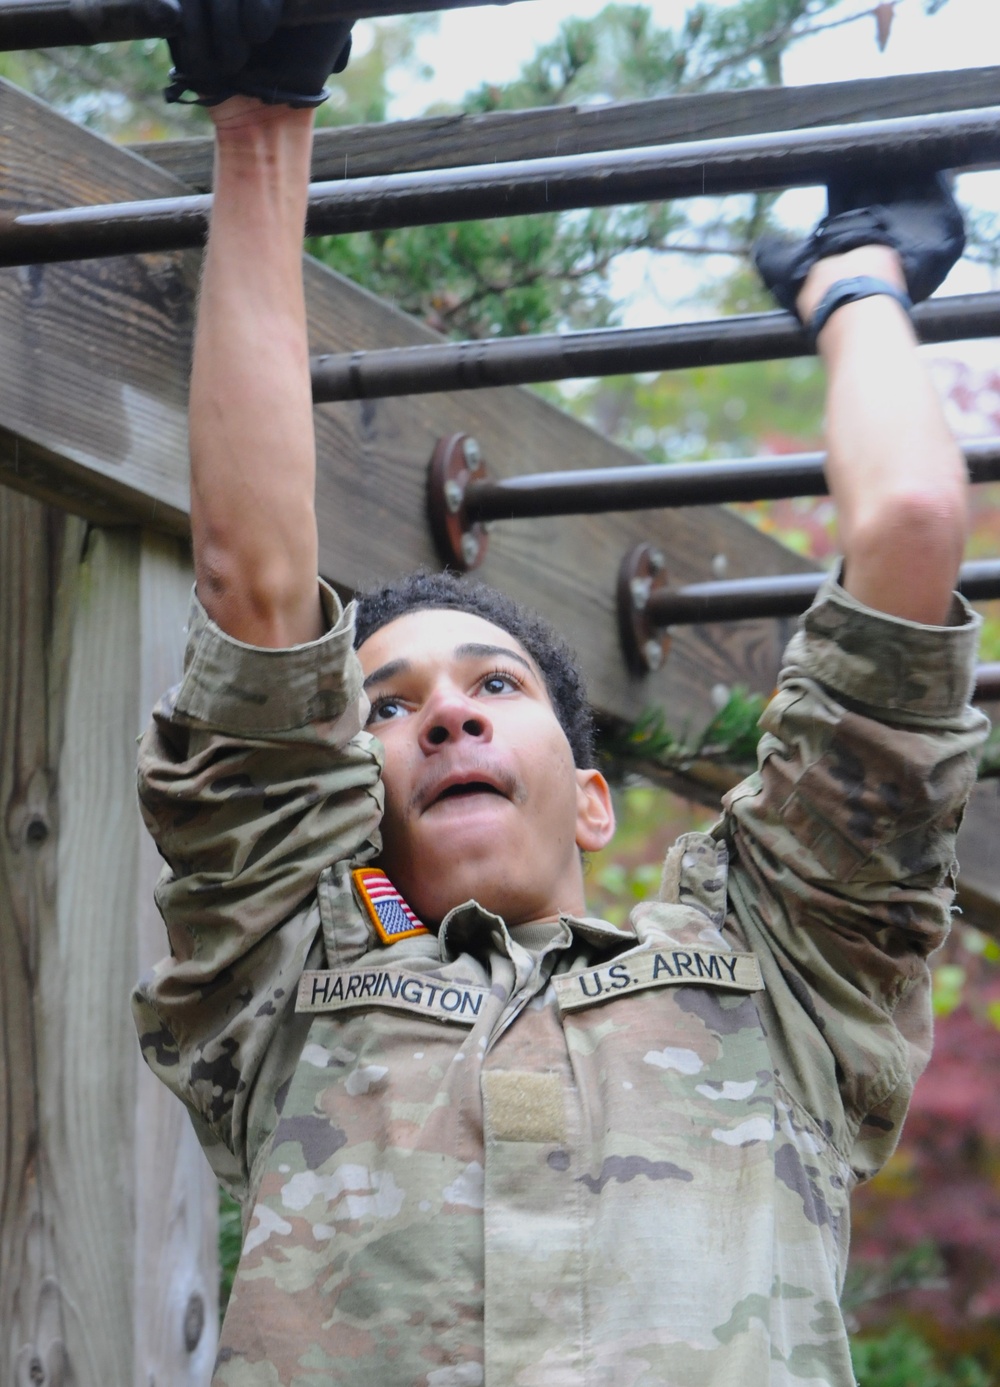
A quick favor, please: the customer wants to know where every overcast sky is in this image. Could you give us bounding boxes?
[375,0,997,117]
[354,0,1000,334]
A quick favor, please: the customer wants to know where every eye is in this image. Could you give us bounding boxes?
[366,695,408,725]
[479,668,522,696]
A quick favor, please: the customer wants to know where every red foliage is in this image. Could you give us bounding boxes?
[850,941,1000,1335]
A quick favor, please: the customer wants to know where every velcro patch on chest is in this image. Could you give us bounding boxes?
[353,867,428,945]
[553,947,763,1013]
[297,966,490,1025]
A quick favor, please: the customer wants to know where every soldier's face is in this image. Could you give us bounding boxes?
[358,608,615,927]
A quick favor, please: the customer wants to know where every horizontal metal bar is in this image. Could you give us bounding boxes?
[131,66,1000,192]
[312,291,1000,402]
[646,559,1000,627]
[974,663,1000,701]
[0,0,524,50]
[461,438,1000,522]
[2,105,999,268]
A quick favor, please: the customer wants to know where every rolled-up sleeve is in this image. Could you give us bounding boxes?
[133,583,384,1190]
[719,574,987,1179]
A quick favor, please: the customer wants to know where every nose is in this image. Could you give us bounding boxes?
[418,686,493,752]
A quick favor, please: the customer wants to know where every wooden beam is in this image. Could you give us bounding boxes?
[0,74,810,733]
[130,64,1000,191]
[954,778,1000,940]
[0,487,218,1383]
[134,530,220,1387]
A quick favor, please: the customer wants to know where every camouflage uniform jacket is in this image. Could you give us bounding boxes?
[134,576,985,1387]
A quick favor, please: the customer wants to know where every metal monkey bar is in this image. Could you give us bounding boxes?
[0,106,998,266]
[425,437,1000,572]
[0,0,528,52]
[616,548,1000,676]
[311,292,1000,401]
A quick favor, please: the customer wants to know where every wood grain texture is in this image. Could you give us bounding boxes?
[130,65,1000,190]
[0,75,807,735]
[133,532,219,1387]
[0,80,197,531]
[0,494,141,1385]
[43,525,143,1383]
[0,490,217,1386]
[0,487,86,1387]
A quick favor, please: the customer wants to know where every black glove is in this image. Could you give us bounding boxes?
[753,170,965,320]
[165,0,353,108]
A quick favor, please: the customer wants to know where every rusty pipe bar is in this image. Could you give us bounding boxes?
[974,664,1000,701]
[0,0,525,50]
[459,439,1000,522]
[312,292,1000,402]
[645,558,1000,627]
[1,106,999,267]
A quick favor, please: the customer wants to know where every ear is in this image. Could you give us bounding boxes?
[574,768,615,853]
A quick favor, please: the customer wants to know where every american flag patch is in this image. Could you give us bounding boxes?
[353,867,428,945]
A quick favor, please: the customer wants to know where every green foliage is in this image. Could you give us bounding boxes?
[601,684,766,781]
[309,0,903,338]
[463,0,861,110]
[851,1326,991,1387]
[842,1240,948,1318]
[0,16,431,140]
[218,1187,243,1320]
[311,202,682,338]
[586,780,713,925]
[575,355,825,463]
[0,38,188,138]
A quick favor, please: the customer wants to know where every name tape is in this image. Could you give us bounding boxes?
[297,966,490,1025]
[553,948,763,1013]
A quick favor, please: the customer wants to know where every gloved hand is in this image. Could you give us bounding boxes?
[165,0,353,108]
[753,170,965,320]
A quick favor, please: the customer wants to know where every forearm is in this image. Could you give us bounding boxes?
[190,99,323,646]
[799,247,968,626]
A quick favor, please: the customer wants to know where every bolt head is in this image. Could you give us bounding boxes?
[629,576,651,611]
[647,548,665,575]
[711,552,728,578]
[460,532,480,566]
[462,437,482,471]
[444,478,463,514]
[643,639,664,672]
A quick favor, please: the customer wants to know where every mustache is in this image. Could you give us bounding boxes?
[409,758,526,813]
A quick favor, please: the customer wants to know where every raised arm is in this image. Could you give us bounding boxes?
[727,182,985,1176]
[190,100,323,648]
[798,245,967,626]
[164,0,354,646]
[755,172,969,626]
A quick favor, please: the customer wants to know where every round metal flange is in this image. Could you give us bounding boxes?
[617,542,671,675]
[427,433,490,572]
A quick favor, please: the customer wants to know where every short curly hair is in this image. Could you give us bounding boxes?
[353,572,595,768]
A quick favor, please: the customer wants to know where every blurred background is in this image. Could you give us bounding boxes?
[10,3,996,1379]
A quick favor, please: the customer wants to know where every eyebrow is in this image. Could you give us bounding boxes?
[362,642,533,691]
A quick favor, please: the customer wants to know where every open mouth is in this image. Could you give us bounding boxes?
[433,781,506,803]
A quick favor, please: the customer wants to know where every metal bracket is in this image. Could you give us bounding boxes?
[617,542,671,675]
[427,433,490,572]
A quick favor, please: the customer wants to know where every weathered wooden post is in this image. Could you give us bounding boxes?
[0,491,219,1383]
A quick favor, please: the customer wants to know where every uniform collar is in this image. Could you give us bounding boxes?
[437,900,631,962]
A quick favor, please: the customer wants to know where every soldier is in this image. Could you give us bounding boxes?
[134,7,987,1384]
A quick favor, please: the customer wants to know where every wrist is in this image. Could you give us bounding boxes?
[211,97,316,150]
[796,244,905,323]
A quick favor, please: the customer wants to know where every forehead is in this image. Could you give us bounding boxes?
[357,607,537,679]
